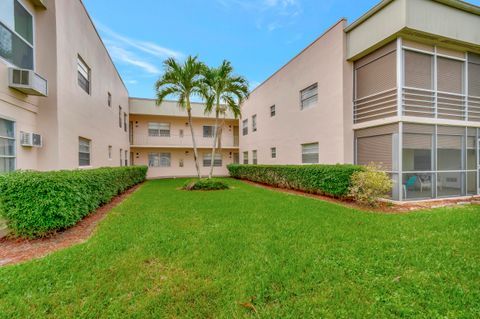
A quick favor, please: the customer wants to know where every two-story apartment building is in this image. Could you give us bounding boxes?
[0,0,130,173]
[129,98,240,179]
[241,0,480,201]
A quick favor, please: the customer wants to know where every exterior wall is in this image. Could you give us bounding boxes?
[0,0,129,173]
[53,0,130,170]
[240,19,353,165]
[130,98,239,178]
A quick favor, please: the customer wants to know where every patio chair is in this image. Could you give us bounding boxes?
[403,176,417,198]
[419,175,431,192]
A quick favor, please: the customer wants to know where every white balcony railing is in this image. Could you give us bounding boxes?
[131,133,239,148]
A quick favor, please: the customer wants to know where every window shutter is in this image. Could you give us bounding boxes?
[355,51,396,99]
[404,51,433,90]
[437,57,464,94]
[357,135,392,170]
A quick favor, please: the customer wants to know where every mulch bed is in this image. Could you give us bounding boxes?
[0,183,143,267]
[242,180,480,213]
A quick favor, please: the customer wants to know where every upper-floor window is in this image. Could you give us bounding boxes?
[300,83,318,110]
[107,92,112,107]
[0,0,34,70]
[203,125,214,138]
[123,113,127,132]
[0,118,15,173]
[77,56,90,94]
[252,115,257,132]
[270,105,276,117]
[302,143,319,164]
[118,106,122,128]
[79,137,91,167]
[148,122,170,137]
[242,119,248,136]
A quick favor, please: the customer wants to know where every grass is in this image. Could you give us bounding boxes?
[0,178,479,318]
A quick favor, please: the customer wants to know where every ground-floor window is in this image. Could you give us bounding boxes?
[149,152,171,167]
[0,118,15,173]
[78,137,91,167]
[243,151,248,164]
[203,153,222,167]
[252,150,257,164]
[301,143,319,164]
[355,123,479,201]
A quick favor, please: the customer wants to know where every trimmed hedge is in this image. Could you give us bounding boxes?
[227,164,364,198]
[182,178,229,191]
[0,166,147,238]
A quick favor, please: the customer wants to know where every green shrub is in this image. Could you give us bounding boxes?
[0,166,147,238]
[182,178,229,191]
[227,164,364,198]
[348,164,392,207]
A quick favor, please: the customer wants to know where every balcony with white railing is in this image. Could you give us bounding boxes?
[131,133,240,149]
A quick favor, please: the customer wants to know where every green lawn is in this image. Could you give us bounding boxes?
[1,179,479,318]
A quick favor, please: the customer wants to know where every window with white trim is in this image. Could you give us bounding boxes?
[148,122,170,137]
[148,152,171,167]
[0,0,34,70]
[243,151,248,164]
[77,56,90,94]
[203,125,214,138]
[252,150,257,164]
[271,147,276,159]
[252,115,257,132]
[242,119,248,136]
[301,143,319,164]
[79,137,91,167]
[203,153,222,167]
[270,105,276,117]
[300,83,318,110]
[0,118,15,173]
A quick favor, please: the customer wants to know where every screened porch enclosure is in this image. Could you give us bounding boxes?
[355,123,479,201]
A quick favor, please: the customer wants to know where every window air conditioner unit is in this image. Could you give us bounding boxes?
[8,68,48,97]
[20,132,43,147]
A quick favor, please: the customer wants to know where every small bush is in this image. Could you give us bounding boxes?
[348,164,392,207]
[227,164,364,198]
[0,166,148,238]
[183,179,229,191]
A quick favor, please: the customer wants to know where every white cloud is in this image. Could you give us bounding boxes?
[217,0,301,31]
[107,45,160,75]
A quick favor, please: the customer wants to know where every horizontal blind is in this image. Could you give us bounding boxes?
[437,57,464,94]
[468,61,480,97]
[403,133,432,149]
[301,143,318,164]
[404,50,433,90]
[355,51,396,99]
[357,135,392,170]
[437,135,462,149]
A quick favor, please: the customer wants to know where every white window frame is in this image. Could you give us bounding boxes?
[301,142,319,164]
[0,0,35,70]
[203,152,222,167]
[271,147,276,159]
[148,152,171,167]
[243,151,248,164]
[0,117,16,173]
[300,83,318,110]
[242,119,248,136]
[252,150,257,164]
[77,55,91,94]
[78,137,91,167]
[203,125,215,138]
[148,122,170,137]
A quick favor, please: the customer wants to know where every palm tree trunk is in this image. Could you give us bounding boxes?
[186,100,201,179]
[209,107,220,179]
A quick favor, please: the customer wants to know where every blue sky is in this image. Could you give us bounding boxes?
[83,0,480,98]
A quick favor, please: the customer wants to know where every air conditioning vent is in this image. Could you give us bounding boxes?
[20,132,43,147]
[8,68,48,97]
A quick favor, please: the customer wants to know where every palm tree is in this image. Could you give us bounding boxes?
[155,56,205,179]
[201,60,249,178]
